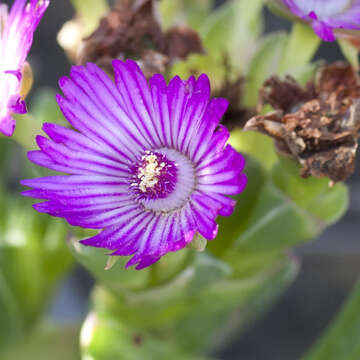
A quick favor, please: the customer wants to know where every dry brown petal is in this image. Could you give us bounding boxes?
[300,145,357,182]
[165,26,205,61]
[137,50,169,79]
[314,62,358,96]
[213,76,255,130]
[245,62,360,182]
[258,75,315,113]
[76,0,205,80]
[77,0,165,67]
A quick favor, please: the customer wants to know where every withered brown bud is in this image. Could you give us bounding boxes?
[258,75,315,113]
[77,0,204,79]
[77,0,164,73]
[215,76,256,130]
[245,62,360,182]
[165,26,205,61]
[137,50,169,79]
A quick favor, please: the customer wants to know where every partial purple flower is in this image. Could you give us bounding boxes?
[0,0,49,136]
[21,60,247,269]
[270,0,360,41]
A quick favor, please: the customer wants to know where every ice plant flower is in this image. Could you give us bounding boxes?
[0,0,49,136]
[21,60,247,269]
[269,0,360,41]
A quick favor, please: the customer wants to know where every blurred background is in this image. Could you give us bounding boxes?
[4,0,360,359]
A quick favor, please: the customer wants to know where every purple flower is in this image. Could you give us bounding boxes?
[274,0,360,41]
[0,0,49,136]
[21,60,247,269]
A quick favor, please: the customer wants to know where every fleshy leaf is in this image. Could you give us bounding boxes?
[338,38,359,69]
[271,157,348,224]
[70,0,109,35]
[302,281,360,360]
[243,32,288,107]
[208,155,268,256]
[234,182,320,252]
[0,189,73,351]
[229,130,278,170]
[83,254,298,356]
[159,0,213,30]
[3,324,80,360]
[279,22,321,74]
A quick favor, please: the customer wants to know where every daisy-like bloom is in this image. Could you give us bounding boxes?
[21,60,247,269]
[269,0,360,41]
[0,0,49,136]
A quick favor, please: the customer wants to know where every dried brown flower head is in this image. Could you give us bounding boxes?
[245,62,360,182]
[77,0,204,78]
[216,76,255,130]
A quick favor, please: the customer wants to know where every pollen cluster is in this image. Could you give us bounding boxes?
[130,150,178,199]
[137,151,166,192]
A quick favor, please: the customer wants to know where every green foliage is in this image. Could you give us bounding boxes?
[159,0,213,30]
[338,38,359,69]
[229,130,278,170]
[30,88,67,127]
[0,1,352,359]
[302,281,360,360]
[243,32,288,106]
[80,311,214,360]
[208,155,268,257]
[80,253,298,359]
[199,0,263,70]
[243,23,320,107]
[3,324,80,360]
[271,156,348,224]
[68,236,150,293]
[0,187,74,351]
[168,0,264,91]
[279,22,321,74]
[70,0,109,35]
[13,88,66,152]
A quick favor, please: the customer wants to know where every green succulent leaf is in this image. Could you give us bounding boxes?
[200,0,263,63]
[338,38,359,69]
[80,311,214,360]
[3,324,80,360]
[68,236,150,293]
[279,22,321,74]
[0,189,73,350]
[30,88,67,127]
[208,155,268,257]
[83,254,298,357]
[233,182,320,253]
[70,0,109,35]
[159,0,213,30]
[13,88,66,152]
[168,0,264,90]
[271,157,349,224]
[302,280,360,360]
[229,130,278,170]
[243,32,288,107]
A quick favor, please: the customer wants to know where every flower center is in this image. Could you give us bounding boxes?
[130,150,177,200]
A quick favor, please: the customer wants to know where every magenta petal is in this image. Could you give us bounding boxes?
[0,114,16,136]
[279,0,360,41]
[8,95,27,114]
[311,20,336,41]
[0,0,49,135]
